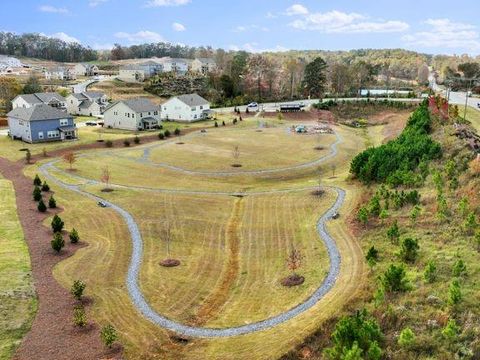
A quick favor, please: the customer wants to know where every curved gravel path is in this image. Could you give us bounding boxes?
[38,131,346,338]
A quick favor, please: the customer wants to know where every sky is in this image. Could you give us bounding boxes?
[2,0,480,55]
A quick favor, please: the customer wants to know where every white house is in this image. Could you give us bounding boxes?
[161,93,211,122]
[12,93,67,110]
[160,58,191,74]
[66,91,109,116]
[191,58,216,75]
[44,67,76,81]
[73,63,99,77]
[118,61,163,83]
[103,98,161,131]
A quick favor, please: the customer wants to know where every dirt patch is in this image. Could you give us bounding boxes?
[100,188,114,193]
[281,274,305,287]
[0,158,122,360]
[160,259,181,267]
[189,198,244,326]
[314,146,325,151]
[231,164,242,168]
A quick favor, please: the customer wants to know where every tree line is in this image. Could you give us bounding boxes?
[0,32,97,62]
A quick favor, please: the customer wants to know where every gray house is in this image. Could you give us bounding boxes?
[66,91,109,116]
[7,105,77,143]
[12,93,67,110]
[118,61,163,83]
[103,98,160,130]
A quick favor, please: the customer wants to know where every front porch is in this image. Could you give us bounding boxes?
[58,126,78,141]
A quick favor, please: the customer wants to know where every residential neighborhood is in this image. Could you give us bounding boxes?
[12,93,67,110]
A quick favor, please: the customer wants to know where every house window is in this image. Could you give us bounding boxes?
[148,112,151,115]
[154,111,158,115]
[60,119,68,126]
[140,113,142,117]
[132,113,135,118]
[38,132,44,139]
[47,130,59,138]
[128,113,130,118]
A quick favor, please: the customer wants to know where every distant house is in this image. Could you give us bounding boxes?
[66,91,109,116]
[118,61,163,83]
[44,67,76,81]
[160,58,191,74]
[161,93,211,122]
[103,98,161,130]
[191,58,216,75]
[7,104,77,143]
[73,63,99,77]
[12,93,67,110]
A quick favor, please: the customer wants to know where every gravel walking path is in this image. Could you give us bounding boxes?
[38,132,346,338]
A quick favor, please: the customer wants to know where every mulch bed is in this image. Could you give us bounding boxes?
[231,164,242,168]
[160,259,181,267]
[281,274,305,287]
[100,188,114,193]
[0,158,122,360]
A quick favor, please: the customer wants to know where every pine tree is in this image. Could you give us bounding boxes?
[51,232,65,253]
[51,214,64,233]
[37,199,47,212]
[33,174,42,186]
[48,195,57,209]
[33,186,42,201]
[69,228,80,244]
[41,181,50,192]
[424,260,437,283]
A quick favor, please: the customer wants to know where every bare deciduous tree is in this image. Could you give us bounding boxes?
[101,166,110,189]
[286,246,303,276]
[232,145,240,161]
[63,152,76,170]
[161,220,174,257]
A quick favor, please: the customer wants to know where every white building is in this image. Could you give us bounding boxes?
[159,58,191,74]
[161,93,211,122]
[66,91,109,117]
[12,93,67,110]
[118,61,163,83]
[191,58,216,75]
[103,98,161,131]
[44,67,76,81]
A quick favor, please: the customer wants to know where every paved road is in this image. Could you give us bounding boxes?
[71,75,114,93]
[39,132,347,338]
[430,74,480,112]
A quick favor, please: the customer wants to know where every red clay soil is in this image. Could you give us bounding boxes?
[0,158,122,360]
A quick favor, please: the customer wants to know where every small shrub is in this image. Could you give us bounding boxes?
[398,327,416,348]
[214,121,218,127]
[101,324,118,348]
[357,206,369,226]
[399,237,419,263]
[71,279,86,300]
[448,279,462,305]
[41,181,50,192]
[174,128,181,136]
[33,174,42,186]
[37,199,47,212]
[222,121,226,126]
[69,228,80,244]
[387,221,400,243]
[48,195,57,209]
[133,136,140,144]
[366,246,379,266]
[452,258,467,277]
[158,132,165,140]
[442,319,460,340]
[51,214,64,233]
[123,139,130,147]
[164,129,171,137]
[381,264,409,293]
[73,305,87,327]
[105,140,113,148]
[33,186,42,201]
[42,148,48,157]
[424,260,437,283]
[51,232,65,253]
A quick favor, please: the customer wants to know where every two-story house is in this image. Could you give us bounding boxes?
[161,93,211,122]
[191,58,217,75]
[66,91,109,116]
[161,58,191,74]
[118,61,163,83]
[73,63,99,77]
[44,67,76,81]
[12,93,67,111]
[103,98,161,130]
[7,104,77,143]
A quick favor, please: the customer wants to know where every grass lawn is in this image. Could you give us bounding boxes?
[463,107,480,133]
[0,176,36,359]
[21,109,410,359]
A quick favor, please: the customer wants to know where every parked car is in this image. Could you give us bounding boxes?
[200,129,207,133]
[477,103,480,109]
[332,212,340,219]
[97,201,108,208]
[85,121,97,126]
[247,102,258,108]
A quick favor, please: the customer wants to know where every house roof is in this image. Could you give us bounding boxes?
[15,92,66,105]
[175,93,209,107]
[8,104,71,121]
[79,100,94,109]
[105,98,159,113]
[83,91,105,99]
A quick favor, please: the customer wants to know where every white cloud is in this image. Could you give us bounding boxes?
[145,0,190,7]
[38,5,69,14]
[229,43,288,53]
[286,4,309,16]
[402,18,480,52]
[266,12,277,19]
[172,22,186,32]
[41,32,80,43]
[286,6,409,34]
[89,0,108,7]
[233,25,269,33]
[114,30,164,43]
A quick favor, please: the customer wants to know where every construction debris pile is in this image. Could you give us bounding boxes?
[453,124,480,152]
[291,123,334,134]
